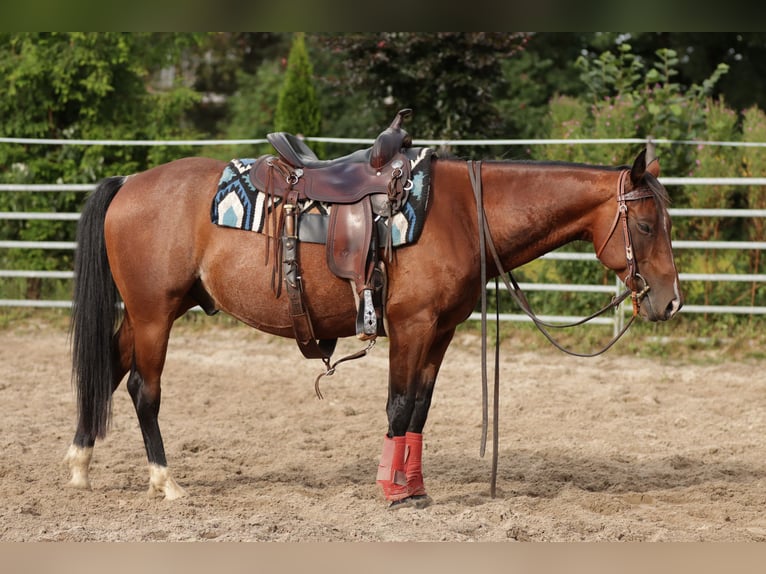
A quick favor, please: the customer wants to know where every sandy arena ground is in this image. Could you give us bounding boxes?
[2,316,766,543]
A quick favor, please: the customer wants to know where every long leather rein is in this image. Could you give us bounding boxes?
[467,160,655,497]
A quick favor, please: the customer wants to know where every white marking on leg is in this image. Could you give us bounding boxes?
[63,444,93,490]
[147,463,188,500]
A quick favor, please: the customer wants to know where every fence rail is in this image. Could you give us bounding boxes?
[2,136,765,332]
[2,184,762,332]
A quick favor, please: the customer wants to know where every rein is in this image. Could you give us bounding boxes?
[467,160,654,497]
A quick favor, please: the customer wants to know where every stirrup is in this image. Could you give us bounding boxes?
[356,288,377,340]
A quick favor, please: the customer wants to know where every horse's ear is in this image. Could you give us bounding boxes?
[630,149,648,185]
[646,158,660,178]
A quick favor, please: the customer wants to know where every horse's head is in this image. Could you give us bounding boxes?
[594,149,683,322]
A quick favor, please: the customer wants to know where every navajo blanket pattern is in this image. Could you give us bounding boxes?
[210,147,434,247]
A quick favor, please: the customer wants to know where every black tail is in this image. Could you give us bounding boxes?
[70,176,126,440]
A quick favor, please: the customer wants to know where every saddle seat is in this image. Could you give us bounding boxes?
[266,132,370,171]
[268,108,412,171]
[259,108,413,205]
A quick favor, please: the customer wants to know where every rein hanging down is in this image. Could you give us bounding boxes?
[467,160,653,498]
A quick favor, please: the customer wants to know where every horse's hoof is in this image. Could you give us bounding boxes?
[388,494,432,510]
[147,463,188,500]
[162,481,188,501]
[65,476,92,490]
[63,445,93,490]
[147,481,188,500]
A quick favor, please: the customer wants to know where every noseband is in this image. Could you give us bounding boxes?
[594,169,656,316]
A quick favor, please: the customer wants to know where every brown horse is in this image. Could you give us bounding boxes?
[64,147,682,507]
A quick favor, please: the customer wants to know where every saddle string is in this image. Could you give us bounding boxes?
[265,158,302,297]
[265,167,274,266]
[266,167,281,295]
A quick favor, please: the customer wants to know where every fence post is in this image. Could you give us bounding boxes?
[646,136,656,163]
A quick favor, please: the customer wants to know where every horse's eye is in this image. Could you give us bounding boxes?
[637,222,652,234]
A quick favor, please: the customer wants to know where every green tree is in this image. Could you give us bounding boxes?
[0,32,202,300]
[318,32,529,157]
[625,33,766,116]
[274,33,321,147]
[495,33,599,145]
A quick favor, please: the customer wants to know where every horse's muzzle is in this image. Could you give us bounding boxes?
[641,291,682,322]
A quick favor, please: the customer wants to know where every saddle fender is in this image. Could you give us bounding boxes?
[326,198,373,287]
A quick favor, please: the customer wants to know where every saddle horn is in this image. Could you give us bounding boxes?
[371,108,413,170]
[391,108,412,129]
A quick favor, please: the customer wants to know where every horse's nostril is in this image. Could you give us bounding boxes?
[665,298,682,319]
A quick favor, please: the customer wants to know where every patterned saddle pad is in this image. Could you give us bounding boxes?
[210,147,434,247]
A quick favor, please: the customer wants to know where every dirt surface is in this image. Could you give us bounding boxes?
[2,317,766,542]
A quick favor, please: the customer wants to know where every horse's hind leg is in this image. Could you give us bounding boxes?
[127,316,187,500]
[64,319,134,489]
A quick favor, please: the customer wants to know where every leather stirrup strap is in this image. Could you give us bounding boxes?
[282,220,337,362]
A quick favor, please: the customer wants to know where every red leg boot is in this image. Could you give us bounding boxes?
[376,435,395,497]
[404,432,426,497]
[376,435,408,501]
[388,435,409,502]
[402,432,431,508]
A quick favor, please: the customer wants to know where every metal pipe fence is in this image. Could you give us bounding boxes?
[1,136,764,334]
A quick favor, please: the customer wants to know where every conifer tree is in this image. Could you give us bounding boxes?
[274,33,322,149]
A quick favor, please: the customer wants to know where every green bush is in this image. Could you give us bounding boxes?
[497,44,764,335]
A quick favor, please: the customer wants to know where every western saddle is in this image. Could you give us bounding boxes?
[250,109,414,362]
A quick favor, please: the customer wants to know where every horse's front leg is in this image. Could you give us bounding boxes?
[377,325,455,509]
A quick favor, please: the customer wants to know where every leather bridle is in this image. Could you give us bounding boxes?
[594,168,655,317]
